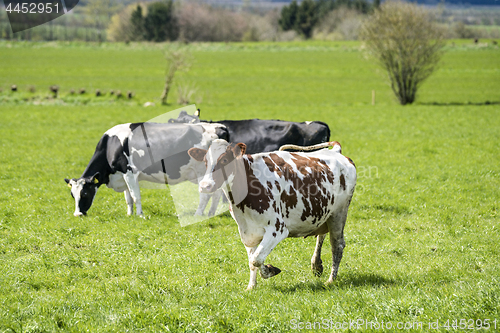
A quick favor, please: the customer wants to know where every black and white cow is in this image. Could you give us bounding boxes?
[188,140,356,290]
[65,122,228,217]
[168,111,331,154]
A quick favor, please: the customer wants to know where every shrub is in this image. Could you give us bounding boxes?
[360,1,445,105]
[453,21,476,39]
[177,81,198,105]
[160,47,192,105]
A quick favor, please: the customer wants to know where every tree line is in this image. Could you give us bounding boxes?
[2,0,497,43]
[112,0,375,42]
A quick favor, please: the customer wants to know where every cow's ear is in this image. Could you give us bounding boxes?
[91,173,100,185]
[65,178,72,187]
[195,109,200,117]
[188,148,207,162]
[233,143,246,157]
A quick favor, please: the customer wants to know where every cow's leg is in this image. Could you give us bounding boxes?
[124,189,134,216]
[123,171,143,217]
[195,193,210,216]
[326,209,348,284]
[250,227,288,281]
[245,241,284,291]
[311,234,326,277]
[245,245,259,290]
[207,189,222,217]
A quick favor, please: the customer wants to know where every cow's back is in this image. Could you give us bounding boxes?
[217,119,330,154]
[128,122,226,181]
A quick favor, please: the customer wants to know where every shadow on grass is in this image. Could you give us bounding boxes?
[420,101,500,106]
[273,272,398,293]
[357,203,412,216]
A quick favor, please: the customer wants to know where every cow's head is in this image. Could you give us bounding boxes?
[188,139,246,194]
[168,110,200,124]
[64,173,100,216]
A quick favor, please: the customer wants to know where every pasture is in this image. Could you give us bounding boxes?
[0,40,499,332]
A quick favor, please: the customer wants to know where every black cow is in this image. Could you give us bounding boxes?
[168,111,330,154]
[65,122,228,217]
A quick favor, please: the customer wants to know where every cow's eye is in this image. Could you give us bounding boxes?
[221,158,228,164]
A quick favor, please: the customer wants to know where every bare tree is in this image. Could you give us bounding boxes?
[177,3,248,42]
[314,7,364,40]
[161,47,192,105]
[360,1,445,105]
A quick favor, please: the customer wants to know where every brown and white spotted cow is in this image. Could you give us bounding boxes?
[188,139,356,290]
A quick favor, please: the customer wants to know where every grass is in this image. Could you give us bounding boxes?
[0,40,499,332]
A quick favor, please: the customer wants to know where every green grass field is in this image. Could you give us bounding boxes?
[0,40,499,332]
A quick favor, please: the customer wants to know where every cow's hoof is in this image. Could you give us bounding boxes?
[246,285,256,291]
[260,264,281,279]
[325,277,337,285]
[312,261,323,277]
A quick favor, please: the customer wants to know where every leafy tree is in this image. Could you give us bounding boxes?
[279,0,372,39]
[279,0,299,32]
[360,1,445,105]
[130,5,145,40]
[107,3,146,42]
[296,0,318,38]
[144,0,179,42]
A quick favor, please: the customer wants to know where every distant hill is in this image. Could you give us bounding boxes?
[415,0,500,5]
[107,0,500,7]
[110,0,500,5]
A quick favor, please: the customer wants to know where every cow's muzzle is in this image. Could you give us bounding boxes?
[199,181,216,194]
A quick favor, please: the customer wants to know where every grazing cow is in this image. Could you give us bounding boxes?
[188,140,356,290]
[169,111,331,154]
[65,122,228,217]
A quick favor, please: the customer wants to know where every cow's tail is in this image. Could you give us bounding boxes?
[279,141,341,153]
